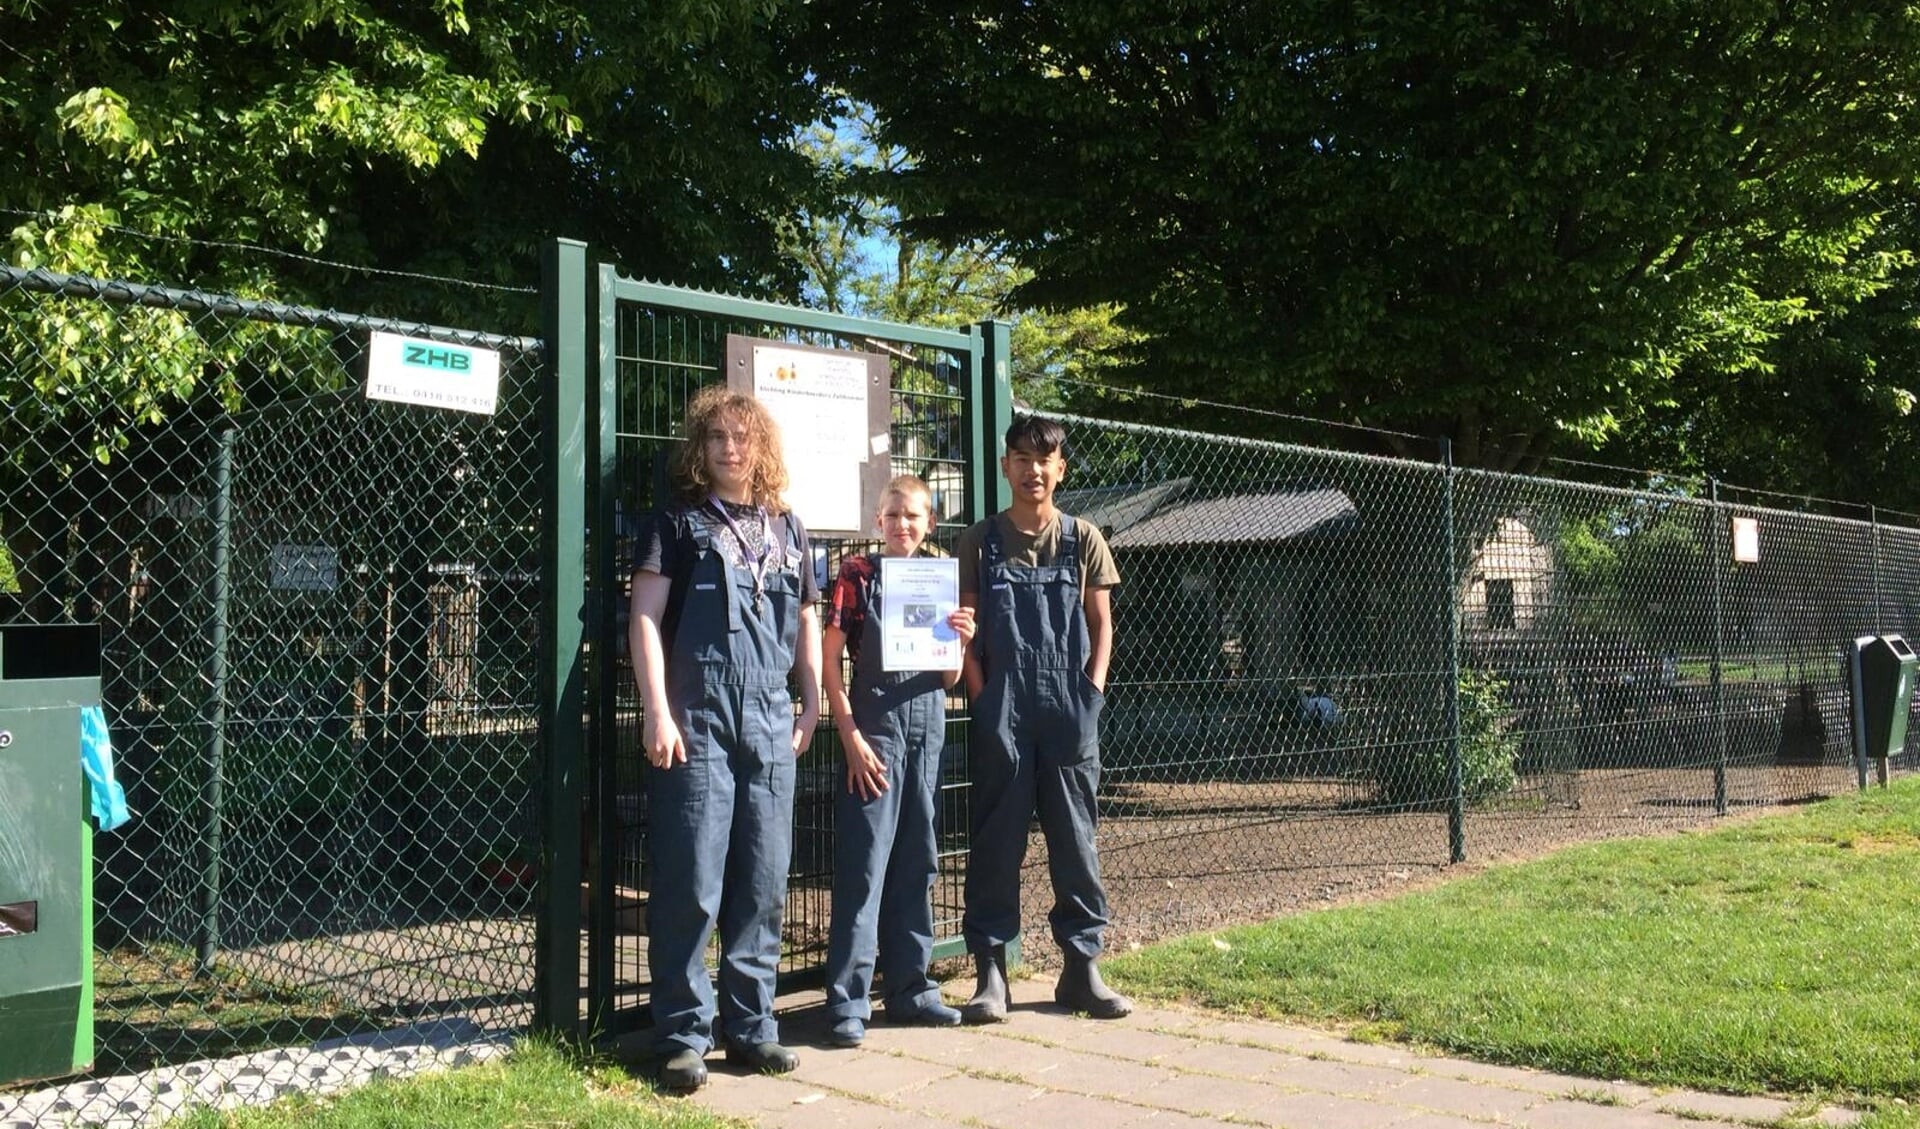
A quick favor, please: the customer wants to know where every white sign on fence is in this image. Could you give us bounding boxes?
[365,330,501,415]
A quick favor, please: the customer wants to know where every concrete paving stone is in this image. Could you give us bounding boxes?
[1263,1054,1417,1096]
[1014,1088,1168,1128]
[757,1092,899,1129]
[861,1024,1000,1064]
[1152,1040,1305,1079]
[1518,1098,1720,1129]
[692,1072,842,1120]
[895,1072,1048,1122]
[929,1031,1088,1078]
[1809,1104,1865,1127]
[1002,1047,1179,1098]
[1406,1056,1570,1093]
[1390,1115,1512,1129]
[1022,1024,1203,1064]
[788,1048,960,1099]
[1385,1073,1552,1121]
[1125,1072,1292,1120]
[1647,1089,1803,1123]
[1254,1088,1434,1129]
[1520,1071,1662,1107]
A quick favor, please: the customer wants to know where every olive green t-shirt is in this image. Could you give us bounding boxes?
[955,512,1121,596]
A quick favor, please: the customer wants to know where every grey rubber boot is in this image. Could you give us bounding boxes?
[960,946,1010,1025]
[1054,955,1133,1019]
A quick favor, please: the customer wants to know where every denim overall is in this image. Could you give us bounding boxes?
[824,555,949,1021]
[647,505,802,1055]
[962,514,1110,960]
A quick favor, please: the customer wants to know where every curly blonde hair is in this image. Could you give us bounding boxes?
[673,385,790,510]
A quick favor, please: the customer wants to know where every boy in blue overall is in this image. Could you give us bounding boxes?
[821,475,975,1047]
[955,416,1132,1023]
[629,385,822,1090]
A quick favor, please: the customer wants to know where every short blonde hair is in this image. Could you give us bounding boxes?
[881,473,934,510]
[673,385,789,509]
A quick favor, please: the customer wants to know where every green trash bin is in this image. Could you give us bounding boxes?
[1846,633,1917,790]
[0,623,101,1086]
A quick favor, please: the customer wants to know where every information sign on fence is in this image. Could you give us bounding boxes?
[725,335,891,534]
[364,330,501,415]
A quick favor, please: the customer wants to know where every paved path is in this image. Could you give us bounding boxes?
[657,979,1859,1129]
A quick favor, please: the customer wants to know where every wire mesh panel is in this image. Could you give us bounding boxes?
[1041,412,1460,944]
[1453,471,1729,848]
[0,267,543,1126]
[594,279,981,1028]
[1719,491,1883,797]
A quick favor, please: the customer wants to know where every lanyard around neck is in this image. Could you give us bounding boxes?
[707,496,776,602]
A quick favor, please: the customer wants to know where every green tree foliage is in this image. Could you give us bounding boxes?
[783,107,1137,409]
[812,1,1920,469]
[3,0,835,310]
[1377,667,1519,808]
[1605,203,1920,507]
[0,0,838,610]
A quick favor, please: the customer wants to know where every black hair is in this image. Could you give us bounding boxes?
[1004,415,1067,458]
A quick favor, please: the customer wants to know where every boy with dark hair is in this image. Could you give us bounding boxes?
[953,415,1132,1023]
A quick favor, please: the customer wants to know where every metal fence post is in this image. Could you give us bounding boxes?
[197,428,235,978]
[969,319,1014,518]
[1710,479,1728,815]
[1872,505,1882,635]
[1442,441,1465,863]
[586,258,620,1039]
[537,237,588,1037]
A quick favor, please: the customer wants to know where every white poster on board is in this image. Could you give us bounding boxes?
[752,344,869,533]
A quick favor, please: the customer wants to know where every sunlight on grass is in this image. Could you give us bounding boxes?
[163,1039,733,1129]
[1106,777,1920,1112]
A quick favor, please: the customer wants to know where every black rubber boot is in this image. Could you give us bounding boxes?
[960,946,1009,1025]
[724,1040,800,1074]
[1054,955,1133,1019]
[655,1047,709,1091]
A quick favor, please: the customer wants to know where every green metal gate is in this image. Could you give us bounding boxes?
[539,240,1008,1038]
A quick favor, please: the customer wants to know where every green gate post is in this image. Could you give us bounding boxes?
[537,237,588,1038]
[586,258,621,1040]
[968,320,1014,518]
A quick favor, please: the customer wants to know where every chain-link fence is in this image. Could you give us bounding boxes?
[1047,410,1918,955]
[1,266,545,1128]
[7,255,1920,1125]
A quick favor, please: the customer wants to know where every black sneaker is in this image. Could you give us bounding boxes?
[725,1040,800,1074]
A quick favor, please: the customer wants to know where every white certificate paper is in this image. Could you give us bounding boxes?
[880,557,963,672]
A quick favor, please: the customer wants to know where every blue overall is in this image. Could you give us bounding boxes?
[962,515,1110,961]
[824,555,948,1021]
[646,506,802,1055]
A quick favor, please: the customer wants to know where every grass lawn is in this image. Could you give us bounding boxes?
[1105,776,1920,1124]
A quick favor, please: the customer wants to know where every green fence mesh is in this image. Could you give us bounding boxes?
[1,266,544,1126]
[1048,410,1916,950]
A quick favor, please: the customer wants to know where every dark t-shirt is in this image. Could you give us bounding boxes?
[634,499,819,652]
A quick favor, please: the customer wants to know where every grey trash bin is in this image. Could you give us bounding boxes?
[1846,633,1916,790]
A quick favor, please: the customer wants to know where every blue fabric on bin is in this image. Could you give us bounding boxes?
[80,705,130,831]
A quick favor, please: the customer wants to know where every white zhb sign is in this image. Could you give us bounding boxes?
[364,330,501,415]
